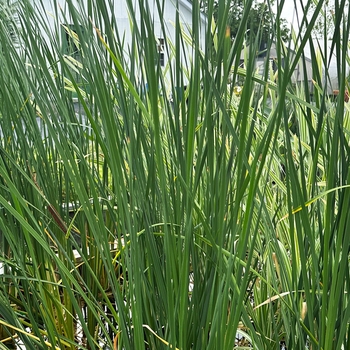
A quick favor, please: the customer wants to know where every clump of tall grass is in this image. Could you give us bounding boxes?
[0,0,349,349]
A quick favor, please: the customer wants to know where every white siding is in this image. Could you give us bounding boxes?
[33,0,206,73]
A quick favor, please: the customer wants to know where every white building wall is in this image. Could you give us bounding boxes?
[33,0,206,78]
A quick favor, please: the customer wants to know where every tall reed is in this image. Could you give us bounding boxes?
[0,0,349,349]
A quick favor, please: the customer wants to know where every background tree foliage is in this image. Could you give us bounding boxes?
[200,0,290,46]
[0,0,19,46]
[307,0,349,38]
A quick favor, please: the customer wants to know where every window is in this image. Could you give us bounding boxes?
[269,58,278,73]
[157,37,165,67]
[269,57,286,72]
[258,42,268,58]
[61,24,88,98]
[62,24,83,61]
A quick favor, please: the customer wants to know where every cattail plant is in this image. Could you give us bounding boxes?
[0,0,349,349]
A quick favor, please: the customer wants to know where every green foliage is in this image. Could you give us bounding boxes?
[0,0,349,349]
[0,0,20,46]
[201,0,290,45]
[306,0,349,39]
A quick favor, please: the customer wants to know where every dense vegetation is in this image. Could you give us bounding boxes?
[0,0,349,349]
[200,0,290,44]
